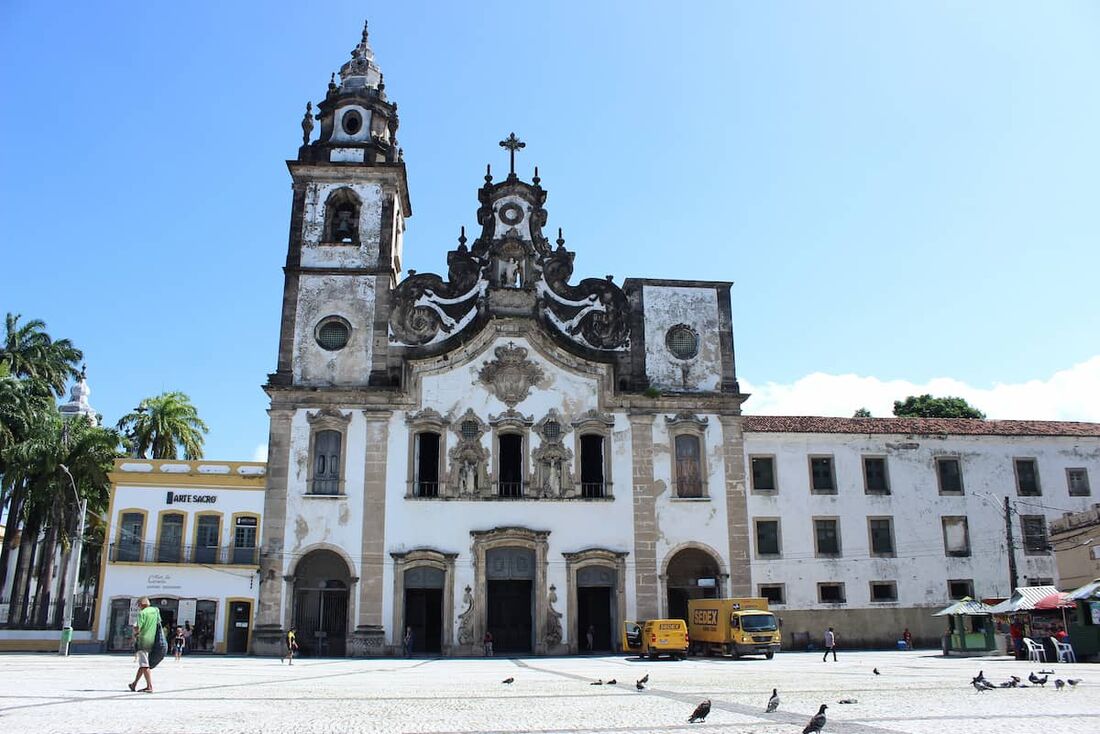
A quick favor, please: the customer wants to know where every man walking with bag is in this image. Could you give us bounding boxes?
[129,597,162,693]
[822,626,838,662]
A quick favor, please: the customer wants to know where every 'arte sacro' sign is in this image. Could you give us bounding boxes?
[166,491,217,505]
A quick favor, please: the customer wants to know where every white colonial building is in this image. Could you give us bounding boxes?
[94,460,265,654]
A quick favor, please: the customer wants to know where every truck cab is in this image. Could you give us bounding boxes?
[687,598,781,659]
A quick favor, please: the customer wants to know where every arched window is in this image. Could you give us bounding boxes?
[156,512,185,563]
[313,429,342,495]
[674,434,703,498]
[324,188,361,243]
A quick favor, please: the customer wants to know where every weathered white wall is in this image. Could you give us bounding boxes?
[300,181,383,266]
[642,286,722,392]
[291,274,375,386]
[743,431,1100,611]
[328,105,373,145]
[492,195,533,241]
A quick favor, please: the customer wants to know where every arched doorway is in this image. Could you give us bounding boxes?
[486,547,535,653]
[576,566,616,652]
[404,566,444,654]
[293,549,351,657]
[664,547,722,621]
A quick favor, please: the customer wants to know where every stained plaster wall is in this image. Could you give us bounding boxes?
[328,105,374,145]
[291,274,375,385]
[278,409,370,627]
[742,432,1100,613]
[97,484,264,647]
[380,336,638,645]
[299,181,383,267]
[649,414,733,606]
[491,195,533,241]
[641,286,722,392]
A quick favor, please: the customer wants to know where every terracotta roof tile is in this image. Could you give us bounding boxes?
[742,415,1100,437]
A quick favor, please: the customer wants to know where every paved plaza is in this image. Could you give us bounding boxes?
[0,651,1095,733]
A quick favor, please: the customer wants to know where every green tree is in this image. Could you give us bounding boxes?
[1,313,83,398]
[852,407,872,418]
[117,391,209,460]
[892,394,986,419]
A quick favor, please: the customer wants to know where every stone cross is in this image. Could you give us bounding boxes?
[499,132,525,175]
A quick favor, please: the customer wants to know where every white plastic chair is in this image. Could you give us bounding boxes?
[1023,637,1047,663]
[1050,637,1077,663]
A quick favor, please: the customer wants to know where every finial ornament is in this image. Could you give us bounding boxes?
[498,132,525,176]
[301,102,314,145]
[532,166,541,185]
[485,163,493,183]
[556,227,565,249]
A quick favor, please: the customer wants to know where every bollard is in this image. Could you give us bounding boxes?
[60,626,73,656]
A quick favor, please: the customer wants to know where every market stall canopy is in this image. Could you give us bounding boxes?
[988,585,1059,614]
[934,597,994,616]
[1066,578,1100,601]
[1034,591,1075,610]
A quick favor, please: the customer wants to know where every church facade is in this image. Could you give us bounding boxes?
[249,24,1100,657]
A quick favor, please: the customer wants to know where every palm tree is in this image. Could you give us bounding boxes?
[117,391,209,460]
[3,413,118,626]
[1,314,83,398]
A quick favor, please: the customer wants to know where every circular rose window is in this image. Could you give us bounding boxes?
[341,109,363,135]
[665,325,699,360]
[315,317,351,351]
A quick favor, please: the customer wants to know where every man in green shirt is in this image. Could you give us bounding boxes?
[129,597,160,693]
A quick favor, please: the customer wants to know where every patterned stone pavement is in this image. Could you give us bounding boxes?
[0,651,1095,733]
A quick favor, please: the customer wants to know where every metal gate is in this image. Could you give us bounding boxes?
[294,580,348,657]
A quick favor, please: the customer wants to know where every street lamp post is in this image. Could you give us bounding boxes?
[57,463,87,656]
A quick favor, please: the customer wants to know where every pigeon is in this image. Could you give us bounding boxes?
[502,677,514,684]
[1029,672,1048,687]
[765,688,779,713]
[1055,679,1065,690]
[1067,678,1082,687]
[873,668,880,675]
[606,679,617,685]
[688,699,711,723]
[972,679,990,693]
[837,698,858,704]
[635,679,645,690]
[590,679,603,685]
[1039,669,1055,675]
[638,673,649,685]
[802,704,828,733]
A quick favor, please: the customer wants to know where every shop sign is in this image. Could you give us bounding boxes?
[147,573,182,591]
[166,491,218,505]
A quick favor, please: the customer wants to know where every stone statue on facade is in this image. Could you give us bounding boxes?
[301,102,314,145]
[457,585,475,645]
[545,584,563,647]
[459,458,478,494]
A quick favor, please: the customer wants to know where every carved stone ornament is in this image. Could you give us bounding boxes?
[664,412,709,429]
[306,407,351,426]
[477,342,545,407]
[457,585,476,645]
[544,584,563,647]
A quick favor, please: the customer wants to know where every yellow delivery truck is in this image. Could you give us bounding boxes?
[621,619,690,659]
[687,598,780,659]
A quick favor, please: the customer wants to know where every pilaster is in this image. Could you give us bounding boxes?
[628,413,659,619]
[350,409,391,656]
[253,408,294,655]
[718,415,751,596]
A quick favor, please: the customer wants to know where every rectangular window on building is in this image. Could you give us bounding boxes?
[809,456,836,494]
[498,433,524,498]
[674,434,704,498]
[1026,576,1054,586]
[232,516,258,565]
[156,512,185,563]
[948,579,974,599]
[814,518,841,557]
[942,516,971,557]
[1021,515,1049,554]
[863,457,890,494]
[415,431,440,498]
[312,429,341,495]
[1067,468,1091,497]
[868,517,895,556]
[818,583,846,603]
[936,457,964,494]
[194,515,220,564]
[751,456,776,492]
[755,519,781,557]
[759,584,785,605]
[1014,458,1041,496]
[117,512,145,562]
[580,434,606,498]
[870,581,898,602]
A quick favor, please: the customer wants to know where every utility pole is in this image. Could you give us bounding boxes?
[1004,496,1019,592]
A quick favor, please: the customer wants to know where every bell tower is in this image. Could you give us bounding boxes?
[269,20,411,390]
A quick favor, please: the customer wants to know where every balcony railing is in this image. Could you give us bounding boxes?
[415,481,439,498]
[109,542,259,566]
[581,482,606,499]
[498,482,523,498]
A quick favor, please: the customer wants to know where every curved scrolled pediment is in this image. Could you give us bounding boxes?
[665,412,709,430]
[539,245,630,351]
[306,407,352,426]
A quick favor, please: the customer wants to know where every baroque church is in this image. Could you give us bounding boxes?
[249,23,1100,657]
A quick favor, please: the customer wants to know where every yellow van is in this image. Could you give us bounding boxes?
[621,619,690,659]
[687,598,781,659]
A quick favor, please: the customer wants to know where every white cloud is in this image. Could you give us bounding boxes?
[741,355,1100,421]
[252,443,269,462]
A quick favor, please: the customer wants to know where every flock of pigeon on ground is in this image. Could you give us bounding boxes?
[498,666,1084,732]
[970,668,1083,692]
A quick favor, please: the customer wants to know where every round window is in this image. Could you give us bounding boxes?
[665,325,699,360]
[499,202,524,226]
[341,109,363,135]
[460,420,479,440]
[315,318,350,351]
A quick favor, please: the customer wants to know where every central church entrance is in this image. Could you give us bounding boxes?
[403,566,443,654]
[576,565,616,652]
[486,547,534,653]
[293,549,351,657]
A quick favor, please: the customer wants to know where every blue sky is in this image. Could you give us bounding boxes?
[2,1,1098,461]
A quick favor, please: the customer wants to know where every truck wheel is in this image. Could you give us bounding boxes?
[648,652,659,660]
[724,643,734,657]
[765,651,775,660]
